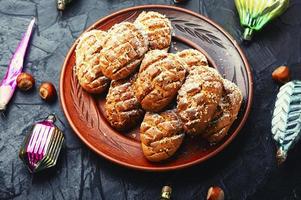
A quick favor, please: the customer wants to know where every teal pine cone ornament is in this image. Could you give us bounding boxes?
[235,0,289,40]
[272,81,301,165]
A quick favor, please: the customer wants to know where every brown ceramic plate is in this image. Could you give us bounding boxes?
[60,5,253,171]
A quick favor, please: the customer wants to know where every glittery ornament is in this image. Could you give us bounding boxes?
[19,114,64,173]
[272,81,301,164]
[235,0,289,40]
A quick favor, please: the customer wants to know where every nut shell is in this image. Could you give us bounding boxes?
[177,66,223,136]
[272,65,290,83]
[140,110,184,162]
[176,49,208,71]
[75,30,110,94]
[134,50,186,112]
[134,11,172,51]
[99,22,149,80]
[39,82,57,102]
[203,79,243,143]
[207,186,225,200]
[105,74,144,131]
[16,72,35,91]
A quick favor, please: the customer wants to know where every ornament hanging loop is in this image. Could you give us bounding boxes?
[243,28,253,41]
[46,114,56,123]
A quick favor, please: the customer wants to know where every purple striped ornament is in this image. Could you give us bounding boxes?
[19,114,64,173]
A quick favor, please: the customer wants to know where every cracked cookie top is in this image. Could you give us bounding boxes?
[134,50,186,112]
[99,22,149,80]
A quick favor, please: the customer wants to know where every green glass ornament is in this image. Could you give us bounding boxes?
[235,0,289,40]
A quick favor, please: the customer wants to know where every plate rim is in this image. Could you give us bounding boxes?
[59,5,254,171]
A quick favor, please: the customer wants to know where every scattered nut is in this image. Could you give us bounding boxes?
[16,72,35,91]
[272,66,290,83]
[207,186,224,200]
[39,82,57,102]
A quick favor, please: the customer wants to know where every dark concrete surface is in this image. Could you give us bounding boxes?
[0,0,301,199]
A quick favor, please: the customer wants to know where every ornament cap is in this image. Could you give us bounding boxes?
[243,28,253,41]
[161,186,172,199]
[46,114,56,123]
[276,148,287,165]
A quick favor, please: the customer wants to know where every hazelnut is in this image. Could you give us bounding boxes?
[39,82,57,102]
[16,72,35,91]
[207,186,224,200]
[272,66,290,83]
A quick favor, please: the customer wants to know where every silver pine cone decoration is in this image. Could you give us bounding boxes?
[272,80,301,165]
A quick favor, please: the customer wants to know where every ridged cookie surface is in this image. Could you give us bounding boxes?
[140,110,184,162]
[134,11,172,51]
[75,30,110,94]
[105,74,144,131]
[203,79,243,143]
[134,50,186,112]
[176,49,208,71]
[99,22,149,80]
[177,66,223,136]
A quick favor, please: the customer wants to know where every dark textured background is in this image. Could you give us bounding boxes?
[0,0,301,199]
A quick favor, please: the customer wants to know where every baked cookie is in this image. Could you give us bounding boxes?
[177,66,223,136]
[134,11,172,51]
[75,30,110,94]
[176,49,208,71]
[140,110,184,162]
[99,22,149,80]
[134,50,186,112]
[76,30,107,65]
[105,74,144,131]
[203,79,243,143]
